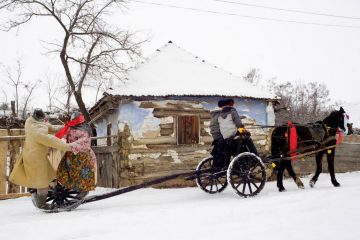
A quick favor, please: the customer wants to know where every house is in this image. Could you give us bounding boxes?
[89,41,278,186]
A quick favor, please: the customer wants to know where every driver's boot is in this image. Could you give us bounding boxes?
[76,191,89,200]
[32,188,55,211]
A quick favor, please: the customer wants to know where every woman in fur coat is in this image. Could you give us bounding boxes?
[55,112,97,198]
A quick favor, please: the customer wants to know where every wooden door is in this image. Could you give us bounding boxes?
[177,116,199,144]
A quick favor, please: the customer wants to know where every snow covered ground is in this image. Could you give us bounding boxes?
[1,172,360,240]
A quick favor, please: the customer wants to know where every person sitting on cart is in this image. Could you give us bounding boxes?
[55,111,97,200]
[217,98,258,166]
[9,109,74,211]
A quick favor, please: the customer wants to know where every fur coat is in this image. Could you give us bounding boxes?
[9,117,70,188]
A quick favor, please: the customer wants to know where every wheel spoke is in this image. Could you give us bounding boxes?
[235,180,244,189]
[46,196,55,202]
[248,182,253,194]
[203,178,211,189]
[214,180,219,192]
[249,180,259,190]
[66,195,78,199]
[242,181,246,194]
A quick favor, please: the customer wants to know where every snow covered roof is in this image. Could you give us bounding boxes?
[116,41,276,100]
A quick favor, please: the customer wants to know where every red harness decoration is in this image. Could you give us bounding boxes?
[55,114,86,139]
[288,121,298,160]
[336,128,343,145]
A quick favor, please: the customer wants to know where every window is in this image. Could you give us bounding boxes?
[177,116,199,144]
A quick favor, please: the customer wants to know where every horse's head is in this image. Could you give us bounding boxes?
[324,107,353,135]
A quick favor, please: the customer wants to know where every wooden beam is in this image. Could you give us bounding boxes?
[133,136,177,145]
[0,193,30,200]
[92,145,120,154]
[0,134,118,141]
[0,135,25,141]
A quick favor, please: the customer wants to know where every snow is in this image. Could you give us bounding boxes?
[1,172,360,240]
[116,42,276,99]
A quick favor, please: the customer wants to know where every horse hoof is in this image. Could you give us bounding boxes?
[332,180,341,187]
[278,186,286,192]
[295,177,305,189]
[309,179,316,188]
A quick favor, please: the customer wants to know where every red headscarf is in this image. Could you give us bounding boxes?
[55,114,86,139]
[288,121,298,160]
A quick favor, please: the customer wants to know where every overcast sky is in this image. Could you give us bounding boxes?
[0,0,359,110]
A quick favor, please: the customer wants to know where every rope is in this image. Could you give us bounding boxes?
[244,123,340,131]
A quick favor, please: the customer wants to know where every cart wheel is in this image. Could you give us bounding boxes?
[227,153,266,198]
[195,157,228,194]
[32,183,87,213]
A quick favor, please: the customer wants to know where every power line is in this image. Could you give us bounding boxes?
[212,0,360,20]
[132,0,360,29]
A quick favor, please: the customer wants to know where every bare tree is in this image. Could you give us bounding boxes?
[0,0,145,121]
[21,81,39,119]
[0,103,8,115]
[92,78,113,102]
[52,81,74,115]
[0,88,9,115]
[267,79,332,125]
[43,76,61,112]
[1,58,23,117]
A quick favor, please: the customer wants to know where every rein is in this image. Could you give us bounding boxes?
[244,123,340,131]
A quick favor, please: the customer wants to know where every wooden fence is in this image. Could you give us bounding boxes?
[0,129,25,196]
[292,135,360,175]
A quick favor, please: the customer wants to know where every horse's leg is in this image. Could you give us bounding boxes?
[327,147,340,187]
[310,151,324,188]
[285,160,304,189]
[277,160,286,192]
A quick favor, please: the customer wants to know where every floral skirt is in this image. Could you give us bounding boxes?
[57,152,96,192]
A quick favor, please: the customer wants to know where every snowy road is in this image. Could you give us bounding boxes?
[1,172,360,240]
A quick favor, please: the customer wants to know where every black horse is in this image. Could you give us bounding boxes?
[271,107,351,192]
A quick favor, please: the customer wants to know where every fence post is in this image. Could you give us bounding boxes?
[0,130,9,194]
[7,129,24,193]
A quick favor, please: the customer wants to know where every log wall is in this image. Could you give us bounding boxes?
[113,99,272,187]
